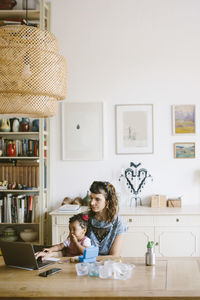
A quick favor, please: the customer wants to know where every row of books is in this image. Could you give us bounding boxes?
[0,20,40,27]
[0,138,39,157]
[0,163,39,187]
[0,194,40,224]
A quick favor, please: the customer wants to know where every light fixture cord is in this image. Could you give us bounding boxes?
[26,0,28,25]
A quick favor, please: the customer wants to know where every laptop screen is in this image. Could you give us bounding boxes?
[0,241,38,270]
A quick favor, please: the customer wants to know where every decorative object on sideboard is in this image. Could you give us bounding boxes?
[0,0,16,10]
[119,162,153,207]
[20,228,38,242]
[62,197,83,206]
[167,197,182,207]
[151,195,167,208]
[62,197,73,205]
[82,191,90,206]
[73,197,83,205]
[0,1,67,117]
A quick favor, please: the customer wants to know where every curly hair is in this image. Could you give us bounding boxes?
[69,213,88,229]
[89,181,118,223]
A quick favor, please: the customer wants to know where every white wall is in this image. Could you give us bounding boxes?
[49,0,200,209]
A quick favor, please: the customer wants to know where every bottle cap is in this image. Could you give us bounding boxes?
[147,241,154,248]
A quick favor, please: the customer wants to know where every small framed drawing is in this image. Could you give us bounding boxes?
[174,142,195,159]
[115,104,153,154]
[172,105,196,134]
[61,102,104,160]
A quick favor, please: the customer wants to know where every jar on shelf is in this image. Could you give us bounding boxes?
[20,118,30,132]
[1,227,18,242]
[7,141,16,157]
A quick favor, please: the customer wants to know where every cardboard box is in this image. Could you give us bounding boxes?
[151,195,167,208]
[167,199,182,207]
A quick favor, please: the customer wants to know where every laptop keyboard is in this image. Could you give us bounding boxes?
[37,260,52,268]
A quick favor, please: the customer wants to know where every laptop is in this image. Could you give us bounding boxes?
[0,241,55,270]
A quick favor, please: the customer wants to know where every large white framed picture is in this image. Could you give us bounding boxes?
[62,102,104,160]
[115,104,153,154]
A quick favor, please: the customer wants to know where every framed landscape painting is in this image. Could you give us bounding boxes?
[172,105,195,134]
[115,104,153,154]
[174,142,195,159]
[62,102,104,160]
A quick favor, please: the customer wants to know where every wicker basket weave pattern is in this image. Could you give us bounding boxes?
[0,25,67,117]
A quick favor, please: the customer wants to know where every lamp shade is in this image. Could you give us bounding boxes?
[0,25,67,117]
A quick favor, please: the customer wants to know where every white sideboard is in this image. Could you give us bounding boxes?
[50,206,200,257]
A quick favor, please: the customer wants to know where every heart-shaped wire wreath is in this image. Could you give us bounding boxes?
[119,162,153,207]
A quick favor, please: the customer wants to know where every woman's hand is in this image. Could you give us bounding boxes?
[35,250,47,260]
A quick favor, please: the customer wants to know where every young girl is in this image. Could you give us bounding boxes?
[35,213,91,260]
[87,181,128,256]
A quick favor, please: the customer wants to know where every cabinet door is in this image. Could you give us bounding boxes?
[54,226,69,244]
[121,227,154,257]
[155,226,200,257]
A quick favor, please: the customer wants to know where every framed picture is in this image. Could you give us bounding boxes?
[174,142,195,159]
[61,102,104,160]
[172,105,196,134]
[115,104,153,154]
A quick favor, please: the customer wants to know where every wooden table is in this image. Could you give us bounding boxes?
[1,256,200,299]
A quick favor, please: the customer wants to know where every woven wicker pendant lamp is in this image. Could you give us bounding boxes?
[0,25,67,117]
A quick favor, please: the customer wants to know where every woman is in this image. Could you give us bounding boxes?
[87,181,128,256]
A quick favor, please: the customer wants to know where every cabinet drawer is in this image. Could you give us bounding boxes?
[122,215,154,226]
[154,215,200,226]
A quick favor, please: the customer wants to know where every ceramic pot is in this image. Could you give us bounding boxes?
[20,118,30,132]
[1,227,18,242]
[7,142,16,157]
[0,118,10,132]
[0,0,17,10]
[10,118,20,132]
[32,119,39,132]
[20,229,38,242]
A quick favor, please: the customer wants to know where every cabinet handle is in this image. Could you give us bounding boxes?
[176,218,179,222]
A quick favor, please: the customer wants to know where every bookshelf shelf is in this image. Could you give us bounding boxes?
[0,132,39,135]
[0,189,39,193]
[0,157,39,160]
[0,10,40,20]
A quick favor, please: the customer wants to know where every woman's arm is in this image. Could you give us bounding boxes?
[109,234,124,256]
[35,243,65,259]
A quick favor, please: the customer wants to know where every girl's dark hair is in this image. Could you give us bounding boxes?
[89,181,118,222]
[69,213,88,229]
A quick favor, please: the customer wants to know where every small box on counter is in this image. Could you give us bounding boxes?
[167,198,182,207]
[151,195,167,208]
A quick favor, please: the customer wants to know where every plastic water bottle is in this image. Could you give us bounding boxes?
[145,241,155,266]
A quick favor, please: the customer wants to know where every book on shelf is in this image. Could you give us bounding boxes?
[0,194,39,224]
[6,193,12,223]
[0,198,3,223]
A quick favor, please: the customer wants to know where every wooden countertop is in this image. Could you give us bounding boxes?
[1,256,200,299]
